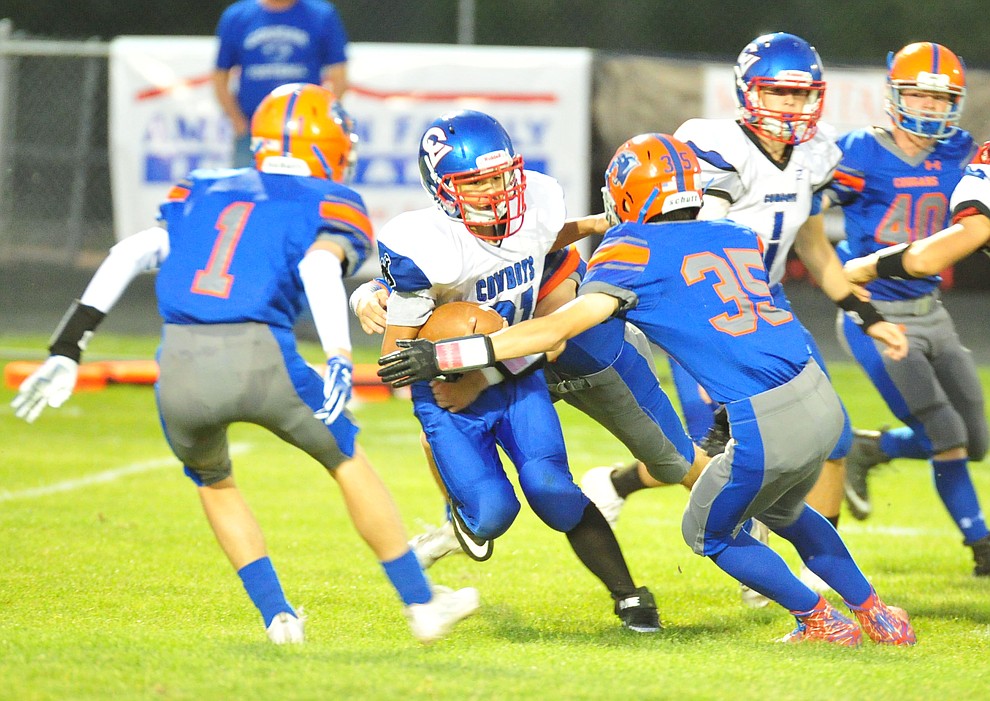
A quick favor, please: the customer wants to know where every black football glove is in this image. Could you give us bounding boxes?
[698,404,730,458]
[378,338,441,387]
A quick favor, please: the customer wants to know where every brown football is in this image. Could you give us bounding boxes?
[418,301,505,342]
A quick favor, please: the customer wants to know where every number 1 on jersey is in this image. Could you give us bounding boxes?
[192,201,254,298]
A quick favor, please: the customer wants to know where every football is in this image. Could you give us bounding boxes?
[418,301,505,342]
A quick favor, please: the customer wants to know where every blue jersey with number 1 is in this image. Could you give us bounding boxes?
[579,219,810,404]
[156,168,372,328]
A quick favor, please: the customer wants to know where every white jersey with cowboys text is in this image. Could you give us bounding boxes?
[674,118,840,285]
[378,170,566,327]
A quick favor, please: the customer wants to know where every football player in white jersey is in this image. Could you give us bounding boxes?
[376,109,662,632]
[582,32,904,603]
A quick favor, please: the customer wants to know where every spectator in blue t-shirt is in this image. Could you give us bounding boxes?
[213,0,349,166]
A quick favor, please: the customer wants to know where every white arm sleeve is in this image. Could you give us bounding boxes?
[299,248,351,355]
[79,226,170,313]
[697,193,731,221]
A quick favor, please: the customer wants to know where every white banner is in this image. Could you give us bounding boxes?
[109,37,231,243]
[108,38,593,264]
[701,63,888,134]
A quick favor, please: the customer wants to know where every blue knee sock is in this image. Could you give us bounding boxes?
[238,556,293,626]
[773,507,872,606]
[382,549,432,606]
[932,458,990,544]
[710,531,819,612]
[879,426,930,460]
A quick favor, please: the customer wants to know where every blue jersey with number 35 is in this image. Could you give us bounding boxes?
[579,219,810,404]
[155,168,372,328]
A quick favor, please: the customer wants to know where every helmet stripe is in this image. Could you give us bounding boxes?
[656,134,687,192]
[282,89,301,154]
[638,187,661,223]
[930,42,940,74]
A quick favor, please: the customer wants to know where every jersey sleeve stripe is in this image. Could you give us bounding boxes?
[951,202,990,224]
[320,201,373,242]
[588,240,650,270]
[166,185,191,202]
[832,169,865,193]
[538,246,581,302]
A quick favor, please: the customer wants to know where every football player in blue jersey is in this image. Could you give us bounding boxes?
[373,109,668,633]
[824,43,990,576]
[380,132,917,646]
[11,84,480,645]
[587,33,889,601]
[843,141,990,283]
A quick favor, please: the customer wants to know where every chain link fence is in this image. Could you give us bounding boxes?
[0,21,113,266]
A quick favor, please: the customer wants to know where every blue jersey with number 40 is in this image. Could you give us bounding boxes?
[580,219,810,404]
[156,168,372,328]
[828,127,975,301]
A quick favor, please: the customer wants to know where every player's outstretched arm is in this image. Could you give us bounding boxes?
[846,215,990,283]
[552,214,610,252]
[378,293,618,387]
[299,241,355,426]
[11,227,168,423]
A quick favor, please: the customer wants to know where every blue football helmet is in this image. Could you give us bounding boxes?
[734,32,826,145]
[418,110,527,240]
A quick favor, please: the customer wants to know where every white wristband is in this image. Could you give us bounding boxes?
[435,335,493,373]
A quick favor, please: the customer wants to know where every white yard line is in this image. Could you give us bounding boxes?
[0,442,251,503]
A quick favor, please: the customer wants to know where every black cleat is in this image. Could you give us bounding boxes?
[614,586,661,633]
[970,534,990,577]
[699,405,730,458]
[843,428,889,520]
[449,505,494,562]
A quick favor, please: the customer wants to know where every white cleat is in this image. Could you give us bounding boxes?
[405,585,481,644]
[799,564,832,594]
[266,609,306,644]
[410,520,463,570]
[580,465,625,526]
[740,520,772,609]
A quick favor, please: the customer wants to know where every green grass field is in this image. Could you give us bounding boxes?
[1,334,988,701]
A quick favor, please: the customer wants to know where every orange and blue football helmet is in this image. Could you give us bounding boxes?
[734,32,826,145]
[251,83,357,182]
[602,133,703,226]
[886,42,966,140]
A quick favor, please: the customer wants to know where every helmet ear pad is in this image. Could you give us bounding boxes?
[418,110,527,241]
[251,83,356,182]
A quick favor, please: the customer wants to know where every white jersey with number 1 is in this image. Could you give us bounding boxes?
[673,118,840,285]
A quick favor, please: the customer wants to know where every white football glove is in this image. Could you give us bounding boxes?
[11,355,79,423]
[314,356,352,426]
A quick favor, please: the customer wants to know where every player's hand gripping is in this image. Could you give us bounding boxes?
[314,355,352,425]
[843,255,880,287]
[11,355,79,423]
[866,321,909,361]
[378,339,442,388]
[352,281,389,335]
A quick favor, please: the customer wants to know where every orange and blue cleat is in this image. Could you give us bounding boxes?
[846,589,917,646]
[781,595,863,646]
